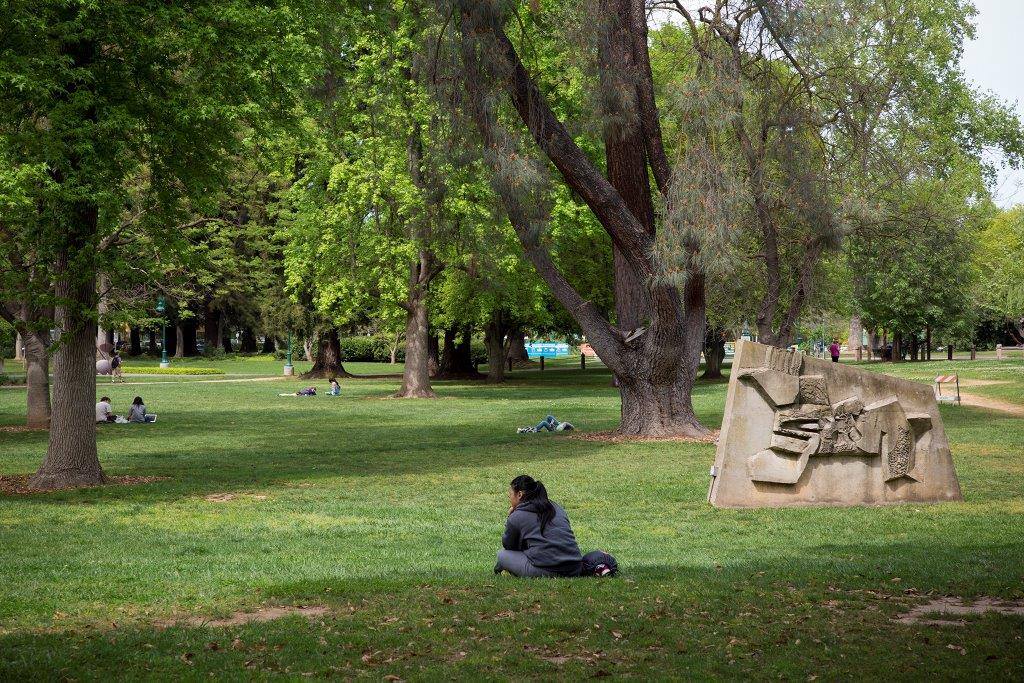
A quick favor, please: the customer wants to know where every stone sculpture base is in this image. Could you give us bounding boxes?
[708,340,962,508]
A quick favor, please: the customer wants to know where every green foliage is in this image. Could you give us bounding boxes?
[974,206,1024,336]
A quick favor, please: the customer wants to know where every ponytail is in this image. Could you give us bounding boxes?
[510,474,556,535]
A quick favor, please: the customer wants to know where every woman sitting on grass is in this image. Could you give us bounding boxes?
[128,396,157,423]
[495,475,583,578]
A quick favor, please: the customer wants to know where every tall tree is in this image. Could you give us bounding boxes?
[0,0,319,488]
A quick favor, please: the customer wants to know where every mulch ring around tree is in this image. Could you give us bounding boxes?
[0,474,169,496]
[571,429,720,444]
[0,425,46,433]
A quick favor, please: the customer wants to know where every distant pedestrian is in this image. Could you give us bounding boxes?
[110,351,124,383]
[829,339,841,364]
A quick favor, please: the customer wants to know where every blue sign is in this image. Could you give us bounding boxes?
[525,341,570,358]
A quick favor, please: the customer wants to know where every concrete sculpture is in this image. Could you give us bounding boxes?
[708,341,962,508]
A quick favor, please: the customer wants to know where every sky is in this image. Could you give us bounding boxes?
[961,0,1024,208]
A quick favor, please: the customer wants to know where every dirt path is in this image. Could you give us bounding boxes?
[959,392,1024,417]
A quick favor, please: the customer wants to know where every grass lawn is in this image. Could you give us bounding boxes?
[1,358,1022,679]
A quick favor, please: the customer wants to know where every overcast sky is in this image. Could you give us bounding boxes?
[961,0,1023,208]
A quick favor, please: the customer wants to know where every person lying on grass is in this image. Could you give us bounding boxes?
[517,414,574,433]
[495,475,583,578]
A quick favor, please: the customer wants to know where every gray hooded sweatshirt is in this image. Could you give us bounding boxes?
[502,500,583,576]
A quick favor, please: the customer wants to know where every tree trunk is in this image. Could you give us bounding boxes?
[507,329,530,365]
[892,331,902,363]
[850,314,863,361]
[95,272,109,353]
[204,306,221,350]
[129,326,142,356]
[261,335,276,354]
[182,319,198,356]
[926,326,932,361]
[14,331,25,360]
[148,329,158,355]
[394,257,436,398]
[30,248,105,490]
[427,333,439,374]
[947,343,954,360]
[239,327,258,353]
[221,317,233,352]
[303,337,313,362]
[435,325,481,379]
[23,330,51,428]
[301,328,349,379]
[909,333,919,362]
[174,324,185,358]
[484,314,510,384]
[702,326,726,380]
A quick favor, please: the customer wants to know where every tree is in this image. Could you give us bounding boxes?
[975,206,1024,343]
[445,1,709,436]
[0,0,319,488]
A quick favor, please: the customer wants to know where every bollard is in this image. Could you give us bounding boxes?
[540,356,545,371]
[581,353,586,370]
[996,344,1003,360]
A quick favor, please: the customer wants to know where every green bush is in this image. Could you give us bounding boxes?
[339,336,405,363]
[202,347,227,360]
[121,366,224,376]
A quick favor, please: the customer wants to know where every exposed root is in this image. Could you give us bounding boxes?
[0,474,167,496]
[572,429,719,444]
[391,389,437,399]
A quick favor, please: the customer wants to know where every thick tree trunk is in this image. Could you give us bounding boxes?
[303,338,313,362]
[95,272,109,353]
[909,333,919,362]
[947,343,954,360]
[30,251,105,490]
[129,327,142,356]
[148,329,158,355]
[395,259,435,398]
[484,314,510,384]
[926,326,932,361]
[892,331,902,363]
[23,330,51,428]
[14,332,25,361]
[261,335,276,354]
[435,326,481,379]
[301,328,349,379]
[702,326,726,380]
[221,318,233,353]
[506,329,530,365]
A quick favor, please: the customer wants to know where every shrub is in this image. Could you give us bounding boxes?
[203,347,227,360]
[121,366,224,375]
[339,336,405,363]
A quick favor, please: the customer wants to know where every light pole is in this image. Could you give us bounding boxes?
[156,296,170,368]
[284,331,294,376]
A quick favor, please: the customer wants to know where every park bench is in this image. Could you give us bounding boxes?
[934,374,960,406]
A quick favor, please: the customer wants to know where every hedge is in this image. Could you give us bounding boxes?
[121,366,225,376]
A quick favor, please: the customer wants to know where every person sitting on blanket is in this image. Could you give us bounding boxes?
[517,415,574,434]
[328,378,341,396]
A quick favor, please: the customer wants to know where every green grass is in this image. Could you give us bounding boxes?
[1,360,1022,680]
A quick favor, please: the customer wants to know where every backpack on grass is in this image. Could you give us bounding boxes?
[582,550,618,577]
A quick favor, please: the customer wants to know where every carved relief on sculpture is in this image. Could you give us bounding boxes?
[737,346,933,487]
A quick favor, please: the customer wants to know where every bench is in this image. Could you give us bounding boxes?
[934,374,960,406]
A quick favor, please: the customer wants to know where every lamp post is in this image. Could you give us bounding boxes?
[284,331,294,376]
[156,296,170,368]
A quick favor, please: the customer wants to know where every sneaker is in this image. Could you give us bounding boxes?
[517,427,531,433]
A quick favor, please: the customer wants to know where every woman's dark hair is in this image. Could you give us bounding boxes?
[132,396,144,406]
[329,377,337,383]
[510,475,556,534]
